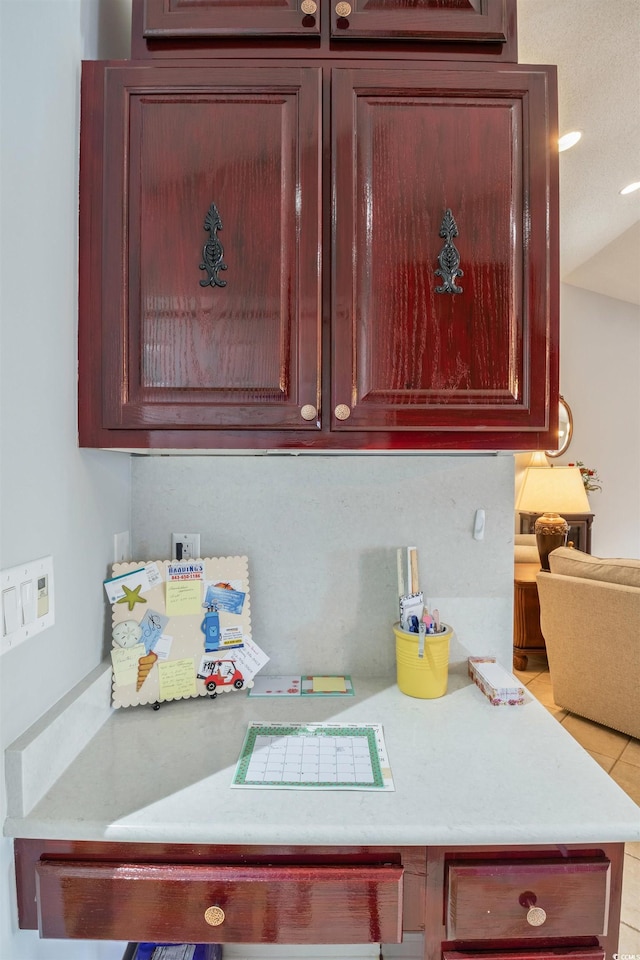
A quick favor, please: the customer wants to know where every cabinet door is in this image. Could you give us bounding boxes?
[330,0,512,44]
[142,0,320,39]
[331,65,558,435]
[88,64,321,432]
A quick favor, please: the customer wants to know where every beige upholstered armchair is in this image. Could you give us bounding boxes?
[536,547,640,740]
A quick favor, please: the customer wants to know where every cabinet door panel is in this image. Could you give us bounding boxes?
[99,65,321,431]
[330,0,511,43]
[143,0,320,39]
[331,65,558,434]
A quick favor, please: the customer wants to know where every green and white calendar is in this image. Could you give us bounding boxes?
[232,722,394,791]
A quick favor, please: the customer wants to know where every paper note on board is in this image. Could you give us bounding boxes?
[158,658,197,700]
[165,579,202,616]
[104,568,150,605]
[111,644,146,686]
[153,634,173,661]
[228,637,270,680]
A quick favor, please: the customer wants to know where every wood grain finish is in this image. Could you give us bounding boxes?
[35,860,403,943]
[139,0,514,47]
[79,58,558,450]
[446,858,611,940]
[332,63,557,434]
[444,950,606,960]
[15,841,624,956]
[513,562,546,670]
[15,841,425,935]
[424,846,623,960]
[143,0,321,39]
[329,0,512,43]
[98,64,321,432]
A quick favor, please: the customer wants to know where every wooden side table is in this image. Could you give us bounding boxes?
[513,562,546,670]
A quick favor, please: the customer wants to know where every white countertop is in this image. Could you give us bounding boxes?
[4,661,640,847]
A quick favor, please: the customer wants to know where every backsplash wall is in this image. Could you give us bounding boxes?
[132,455,514,675]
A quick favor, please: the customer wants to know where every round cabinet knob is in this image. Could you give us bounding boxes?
[301,0,317,13]
[526,905,547,926]
[300,404,318,421]
[334,403,351,421]
[335,2,352,16]
[204,906,226,927]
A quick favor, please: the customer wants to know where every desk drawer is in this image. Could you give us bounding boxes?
[446,859,610,940]
[35,861,404,943]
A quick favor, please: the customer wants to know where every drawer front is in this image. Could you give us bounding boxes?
[443,951,606,960]
[446,859,610,940]
[35,861,403,943]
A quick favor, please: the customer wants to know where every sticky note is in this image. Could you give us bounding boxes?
[165,579,202,616]
[312,676,347,693]
[111,643,146,686]
[158,658,197,700]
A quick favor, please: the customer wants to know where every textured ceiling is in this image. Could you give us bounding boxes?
[517,0,640,305]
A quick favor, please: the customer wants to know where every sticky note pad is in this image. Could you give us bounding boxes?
[312,676,347,693]
[158,658,197,700]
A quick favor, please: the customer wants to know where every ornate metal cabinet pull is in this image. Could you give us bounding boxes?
[435,208,463,294]
[199,203,228,288]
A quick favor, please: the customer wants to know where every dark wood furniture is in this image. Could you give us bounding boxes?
[15,839,624,959]
[78,0,559,451]
[518,512,594,555]
[133,0,519,60]
[513,561,545,670]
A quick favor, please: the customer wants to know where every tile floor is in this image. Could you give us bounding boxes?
[515,654,640,952]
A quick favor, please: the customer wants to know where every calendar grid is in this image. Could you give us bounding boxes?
[232,722,393,790]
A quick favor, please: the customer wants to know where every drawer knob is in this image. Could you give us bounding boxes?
[204,906,226,926]
[520,891,546,926]
[336,2,351,16]
[301,0,317,13]
[334,403,351,420]
[301,404,318,421]
[526,905,547,926]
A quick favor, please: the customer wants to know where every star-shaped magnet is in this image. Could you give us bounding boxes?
[117,584,147,611]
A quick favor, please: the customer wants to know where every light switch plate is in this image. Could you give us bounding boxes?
[1,556,55,655]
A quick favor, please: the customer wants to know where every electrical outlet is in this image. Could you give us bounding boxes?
[172,533,201,560]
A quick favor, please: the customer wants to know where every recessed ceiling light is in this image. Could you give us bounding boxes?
[620,181,640,195]
[558,131,582,152]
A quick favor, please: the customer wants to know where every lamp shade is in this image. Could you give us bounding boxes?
[515,466,591,514]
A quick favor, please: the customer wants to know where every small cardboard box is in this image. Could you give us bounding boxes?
[468,656,525,706]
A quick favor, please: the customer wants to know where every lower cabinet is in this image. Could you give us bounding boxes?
[14,841,624,957]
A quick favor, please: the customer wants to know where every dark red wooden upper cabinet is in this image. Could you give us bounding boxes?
[329,0,512,44]
[79,58,557,450]
[139,0,513,45]
[331,64,558,435]
[89,64,322,433]
[142,0,321,39]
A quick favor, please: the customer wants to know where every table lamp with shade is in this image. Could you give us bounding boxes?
[515,465,591,569]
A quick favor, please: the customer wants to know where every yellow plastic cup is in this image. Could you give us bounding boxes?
[394,621,452,699]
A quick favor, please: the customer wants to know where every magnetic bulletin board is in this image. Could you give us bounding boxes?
[106,557,267,709]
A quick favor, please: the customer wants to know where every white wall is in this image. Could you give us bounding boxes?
[132,454,516,673]
[513,285,640,558]
[554,284,640,557]
[0,2,130,958]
